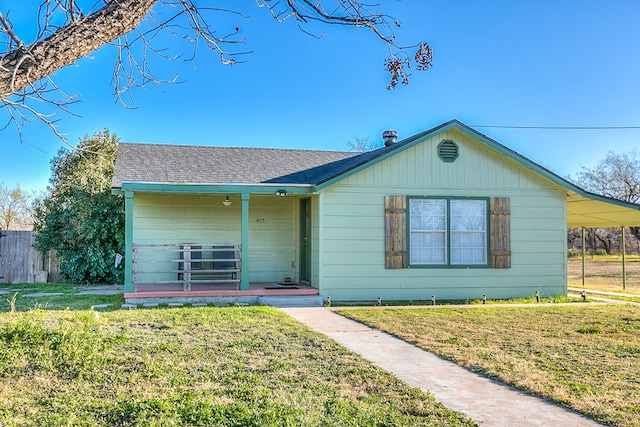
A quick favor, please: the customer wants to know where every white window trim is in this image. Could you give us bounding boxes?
[408,197,489,268]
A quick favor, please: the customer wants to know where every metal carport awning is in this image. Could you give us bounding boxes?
[567,191,640,228]
[566,191,640,291]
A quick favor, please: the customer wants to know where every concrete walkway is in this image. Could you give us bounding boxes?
[568,287,640,299]
[568,287,640,305]
[281,307,602,427]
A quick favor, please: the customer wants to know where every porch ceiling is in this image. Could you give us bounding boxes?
[567,192,640,228]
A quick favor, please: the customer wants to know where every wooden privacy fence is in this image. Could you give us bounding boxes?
[0,231,60,284]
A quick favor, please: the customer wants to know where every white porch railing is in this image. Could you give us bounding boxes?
[132,243,241,291]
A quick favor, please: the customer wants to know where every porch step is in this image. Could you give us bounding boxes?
[258,295,323,308]
[124,294,323,307]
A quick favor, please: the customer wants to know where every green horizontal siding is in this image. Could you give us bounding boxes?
[341,130,557,191]
[316,130,567,301]
[133,193,297,283]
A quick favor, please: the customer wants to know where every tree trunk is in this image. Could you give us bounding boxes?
[593,228,616,254]
[0,0,157,99]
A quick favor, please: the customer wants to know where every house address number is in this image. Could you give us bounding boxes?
[256,218,266,223]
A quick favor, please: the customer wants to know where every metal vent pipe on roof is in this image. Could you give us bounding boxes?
[382,130,398,146]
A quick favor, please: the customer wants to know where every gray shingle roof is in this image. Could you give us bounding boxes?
[111,143,375,188]
[111,120,532,189]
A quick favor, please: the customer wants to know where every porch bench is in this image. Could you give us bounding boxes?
[131,243,242,292]
[178,244,241,291]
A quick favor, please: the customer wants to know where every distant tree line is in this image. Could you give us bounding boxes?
[567,227,640,257]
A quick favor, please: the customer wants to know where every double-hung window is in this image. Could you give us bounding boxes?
[409,197,488,267]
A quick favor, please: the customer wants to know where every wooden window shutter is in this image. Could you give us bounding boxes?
[490,197,511,268]
[385,195,407,269]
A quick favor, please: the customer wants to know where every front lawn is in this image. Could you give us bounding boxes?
[0,306,474,426]
[0,283,123,312]
[337,304,640,427]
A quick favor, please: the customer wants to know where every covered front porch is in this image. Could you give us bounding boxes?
[124,238,320,306]
[119,183,318,305]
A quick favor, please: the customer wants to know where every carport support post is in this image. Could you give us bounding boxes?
[240,193,250,290]
[581,227,586,288]
[621,226,627,290]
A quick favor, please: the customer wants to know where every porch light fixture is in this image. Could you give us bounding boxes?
[223,196,232,207]
[276,189,288,196]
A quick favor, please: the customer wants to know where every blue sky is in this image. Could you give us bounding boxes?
[2,0,640,192]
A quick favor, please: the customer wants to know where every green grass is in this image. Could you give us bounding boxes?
[331,295,585,307]
[0,306,475,426]
[337,304,640,427]
[593,294,640,303]
[467,295,584,304]
[1,283,124,312]
[569,254,640,262]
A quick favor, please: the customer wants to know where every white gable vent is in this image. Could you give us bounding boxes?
[437,139,459,163]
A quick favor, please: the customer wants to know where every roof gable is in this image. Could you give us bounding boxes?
[314,120,566,189]
[318,119,640,227]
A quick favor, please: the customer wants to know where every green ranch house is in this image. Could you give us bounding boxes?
[111,120,640,306]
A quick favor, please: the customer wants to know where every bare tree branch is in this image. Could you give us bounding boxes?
[0,0,431,141]
[0,12,24,49]
[346,135,379,152]
[1,0,157,99]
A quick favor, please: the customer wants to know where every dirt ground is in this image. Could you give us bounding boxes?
[568,257,640,294]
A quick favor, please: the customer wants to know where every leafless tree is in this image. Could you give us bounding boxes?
[576,150,640,204]
[346,135,379,152]
[0,184,34,230]
[0,0,432,141]
[571,150,640,254]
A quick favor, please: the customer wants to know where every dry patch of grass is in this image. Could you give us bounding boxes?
[0,306,475,426]
[338,305,640,427]
[568,255,640,294]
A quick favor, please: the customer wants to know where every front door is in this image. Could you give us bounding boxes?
[299,198,311,284]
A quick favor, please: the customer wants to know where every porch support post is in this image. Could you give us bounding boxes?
[581,227,586,288]
[124,191,134,293]
[622,226,627,291]
[240,193,250,290]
